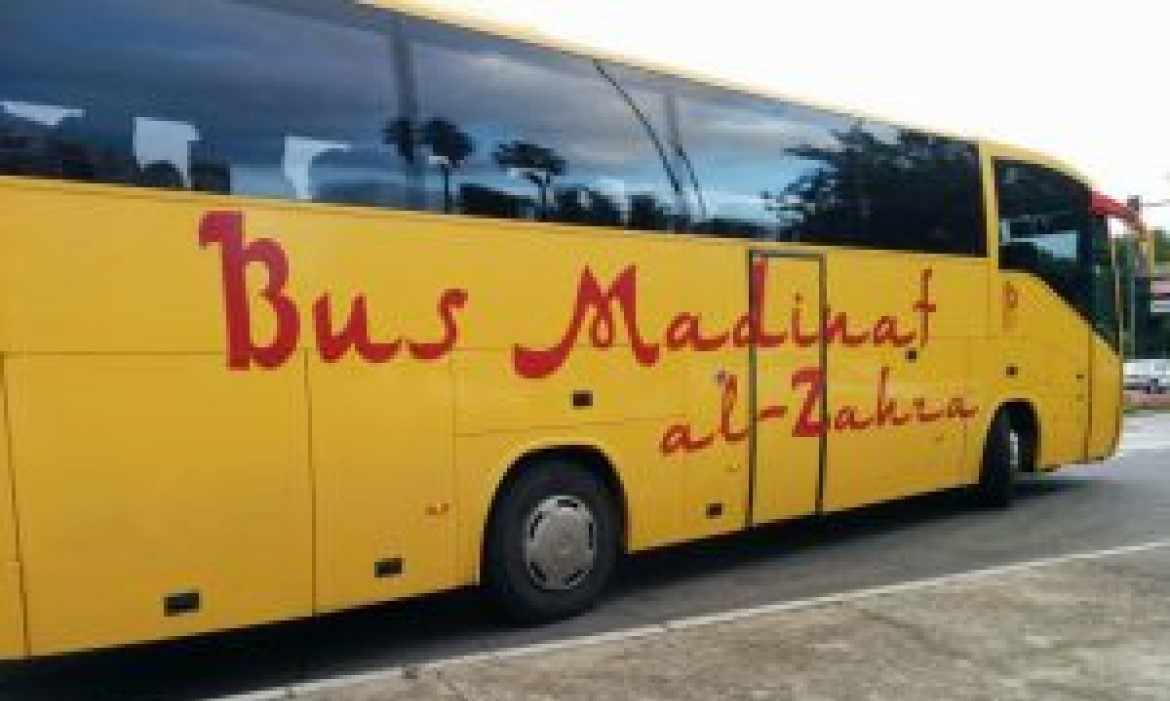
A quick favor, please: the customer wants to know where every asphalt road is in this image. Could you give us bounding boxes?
[2,414,1168,701]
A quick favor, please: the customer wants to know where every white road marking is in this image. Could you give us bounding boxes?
[209,538,1170,701]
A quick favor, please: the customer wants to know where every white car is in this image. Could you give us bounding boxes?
[1124,359,1170,394]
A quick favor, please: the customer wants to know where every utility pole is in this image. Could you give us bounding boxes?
[1131,257,1139,357]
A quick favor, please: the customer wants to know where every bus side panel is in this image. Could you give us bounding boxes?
[998,273,1090,467]
[1087,332,1122,460]
[821,255,986,511]
[456,346,747,546]
[311,359,458,613]
[427,219,752,576]
[0,362,28,659]
[7,356,312,656]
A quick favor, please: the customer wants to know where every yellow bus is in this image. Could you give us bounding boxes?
[0,0,1130,658]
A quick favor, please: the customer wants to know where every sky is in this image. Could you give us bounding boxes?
[425,0,1170,229]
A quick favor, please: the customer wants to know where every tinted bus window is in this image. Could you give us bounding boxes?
[674,90,985,254]
[406,20,681,231]
[995,160,1091,313]
[1088,215,1120,349]
[674,87,863,243]
[852,122,985,255]
[0,0,409,208]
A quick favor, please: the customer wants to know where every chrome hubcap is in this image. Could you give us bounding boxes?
[523,495,597,592]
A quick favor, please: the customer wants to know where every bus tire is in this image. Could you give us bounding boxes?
[483,460,619,623]
[975,410,1023,508]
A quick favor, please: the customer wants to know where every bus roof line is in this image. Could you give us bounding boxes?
[365,0,992,146]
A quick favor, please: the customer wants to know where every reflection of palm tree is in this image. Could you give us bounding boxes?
[493,141,566,219]
[421,119,475,213]
[383,118,478,212]
[383,118,418,165]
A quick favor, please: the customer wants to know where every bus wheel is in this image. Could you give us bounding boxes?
[974,410,1025,508]
[484,460,619,622]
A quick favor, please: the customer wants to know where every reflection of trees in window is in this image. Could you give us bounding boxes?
[191,159,232,194]
[139,161,184,189]
[995,160,1091,314]
[493,140,566,220]
[384,117,478,213]
[554,186,622,227]
[0,109,144,186]
[459,182,534,220]
[779,123,983,254]
[421,118,475,213]
[383,117,418,165]
[407,21,681,232]
[628,193,672,232]
[760,189,811,237]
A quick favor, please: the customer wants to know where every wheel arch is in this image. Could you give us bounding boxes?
[988,398,1041,472]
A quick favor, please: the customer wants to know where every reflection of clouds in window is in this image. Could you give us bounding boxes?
[415,42,662,175]
[1,0,403,206]
[5,1,393,136]
[1,101,82,127]
[134,118,199,187]
[560,141,639,171]
[684,108,845,156]
[417,48,604,129]
[411,26,678,229]
[593,177,628,212]
[284,137,351,201]
[859,121,899,145]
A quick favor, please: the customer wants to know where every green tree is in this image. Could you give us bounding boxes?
[1121,227,1170,358]
[1153,228,1169,263]
[1148,228,1170,357]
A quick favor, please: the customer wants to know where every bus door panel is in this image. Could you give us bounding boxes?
[310,360,457,612]
[748,253,824,525]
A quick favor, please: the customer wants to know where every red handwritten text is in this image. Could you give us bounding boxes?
[200,211,467,370]
[660,374,788,456]
[515,263,938,379]
[660,367,979,456]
